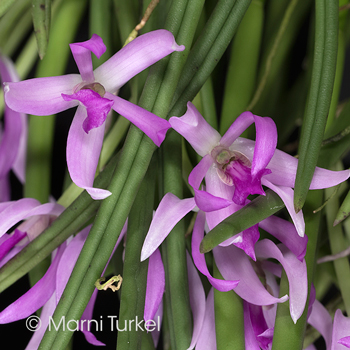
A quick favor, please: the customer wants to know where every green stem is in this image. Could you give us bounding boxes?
[294,0,339,212]
[220,0,264,134]
[116,157,156,350]
[161,130,192,350]
[214,262,245,350]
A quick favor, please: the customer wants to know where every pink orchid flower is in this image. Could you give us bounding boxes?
[3,30,184,200]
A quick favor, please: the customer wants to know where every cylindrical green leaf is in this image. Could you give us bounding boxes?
[214,262,245,350]
[32,0,51,59]
[200,190,284,253]
[294,0,338,212]
[220,0,264,134]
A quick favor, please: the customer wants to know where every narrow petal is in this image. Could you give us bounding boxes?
[204,166,240,230]
[0,229,26,261]
[192,211,239,291]
[255,240,308,323]
[70,34,105,82]
[259,215,308,260]
[222,114,277,182]
[332,310,350,350]
[67,106,111,200]
[262,178,305,237]
[0,177,10,202]
[106,93,170,147]
[186,251,206,350]
[141,193,196,261]
[4,75,81,115]
[0,55,22,178]
[188,155,232,211]
[62,89,113,133]
[214,244,288,305]
[11,111,27,183]
[25,292,57,350]
[94,29,185,92]
[0,199,61,238]
[307,299,332,350]
[151,303,163,348]
[144,249,165,321]
[195,288,217,350]
[169,102,221,157]
[235,137,350,189]
[0,244,65,323]
[243,301,261,350]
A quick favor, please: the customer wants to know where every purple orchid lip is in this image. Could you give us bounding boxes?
[4,30,184,200]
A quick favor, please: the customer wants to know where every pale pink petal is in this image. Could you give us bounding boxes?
[144,249,165,321]
[94,29,185,93]
[204,166,239,230]
[169,102,221,157]
[0,244,65,323]
[259,215,308,260]
[214,244,288,305]
[332,310,350,350]
[186,251,206,350]
[141,193,196,261]
[255,240,307,323]
[66,106,111,200]
[0,177,10,202]
[192,211,239,291]
[4,75,81,115]
[25,292,57,350]
[106,93,170,147]
[262,178,305,237]
[307,299,332,350]
[195,288,217,350]
[0,199,62,238]
[151,303,163,347]
[70,34,105,82]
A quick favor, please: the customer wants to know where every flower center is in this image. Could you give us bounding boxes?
[211,146,251,187]
[74,81,106,97]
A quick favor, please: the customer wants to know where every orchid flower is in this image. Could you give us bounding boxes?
[169,102,350,237]
[4,30,185,200]
[0,54,27,202]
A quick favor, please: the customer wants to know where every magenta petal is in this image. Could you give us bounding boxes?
[62,89,114,133]
[332,310,350,350]
[259,215,308,260]
[0,229,26,261]
[106,93,170,147]
[66,106,111,200]
[0,177,10,202]
[0,244,65,323]
[70,34,105,82]
[4,75,81,115]
[192,211,239,291]
[214,244,288,305]
[141,193,196,261]
[228,225,260,261]
[94,29,185,93]
[144,249,165,321]
[255,240,308,323]
[186,251,206,350]
[170,102,221,157]
[194,189,233,212]
[339,337,350,348]
[243,301,261,350]
[262,178,305,237]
